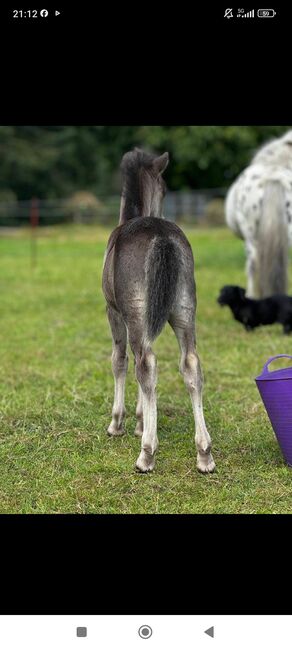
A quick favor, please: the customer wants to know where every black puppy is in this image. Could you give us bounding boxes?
[217,285,292,334]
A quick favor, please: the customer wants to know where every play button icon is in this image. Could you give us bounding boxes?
[55,10,60,15]
[204,626,214,638]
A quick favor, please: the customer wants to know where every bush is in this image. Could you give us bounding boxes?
[204,198,225,226]
[176,212,194,225]
[0,190,18,226]
[65,191,104,223]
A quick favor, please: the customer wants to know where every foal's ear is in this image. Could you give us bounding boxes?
[152,152,169,176]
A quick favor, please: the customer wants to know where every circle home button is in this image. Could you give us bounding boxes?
[138,625,153,639]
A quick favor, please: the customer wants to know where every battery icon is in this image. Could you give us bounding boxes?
[257,9,276,17]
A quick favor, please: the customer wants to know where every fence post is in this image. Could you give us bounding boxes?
[30,197,39,269]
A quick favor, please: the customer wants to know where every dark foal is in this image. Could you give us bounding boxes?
[102,149,215,473]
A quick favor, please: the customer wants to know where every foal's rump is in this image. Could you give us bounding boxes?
[113,217,194,342]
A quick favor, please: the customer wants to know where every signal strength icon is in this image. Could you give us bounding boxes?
[241,8,255,16]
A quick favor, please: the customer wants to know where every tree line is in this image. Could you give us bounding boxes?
[0,125,290,200]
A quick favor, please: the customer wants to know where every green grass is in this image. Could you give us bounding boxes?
[1,223,292,513]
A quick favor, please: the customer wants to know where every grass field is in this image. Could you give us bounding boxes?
[1,223,292,513]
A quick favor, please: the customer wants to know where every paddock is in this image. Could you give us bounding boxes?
[1,223,292,513]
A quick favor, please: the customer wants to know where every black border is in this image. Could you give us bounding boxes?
[0,5,290,123]
[0,514,291,614]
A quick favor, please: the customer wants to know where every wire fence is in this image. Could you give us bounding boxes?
[164,188,227,222]
[0,189,227,228]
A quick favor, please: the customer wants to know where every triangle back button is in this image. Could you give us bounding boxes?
[204,626,214,638]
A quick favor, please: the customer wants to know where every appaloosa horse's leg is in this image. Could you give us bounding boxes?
[246,240,259,298]
[129,327,158,472]
[169,317,215,473]
[106,306,128,436]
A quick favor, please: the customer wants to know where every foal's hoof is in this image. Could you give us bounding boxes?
[107,423,124,437]
[197,452,216,474]
[135,450,155,473]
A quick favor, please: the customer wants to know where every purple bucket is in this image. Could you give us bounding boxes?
[255,354,292,466]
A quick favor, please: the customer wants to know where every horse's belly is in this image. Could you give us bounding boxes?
[102,247,117,309]
[226,163,292,243]
[225,183,243,236]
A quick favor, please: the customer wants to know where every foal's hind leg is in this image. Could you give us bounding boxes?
[106,306,128,436]
[134,383,143,437]
[129,328,157,472]
[169,318,215,474]
[132,357,143,437]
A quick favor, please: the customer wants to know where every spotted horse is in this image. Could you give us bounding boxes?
[225,130,292,298]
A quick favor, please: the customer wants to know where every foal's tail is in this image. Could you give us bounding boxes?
[146,237,180,340]
[258,181,288,297]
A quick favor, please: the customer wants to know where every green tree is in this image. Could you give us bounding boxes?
[0,125,291,199]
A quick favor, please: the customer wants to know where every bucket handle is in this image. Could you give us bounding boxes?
[261,354,292,376]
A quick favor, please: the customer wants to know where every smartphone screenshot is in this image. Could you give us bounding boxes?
[0,5,290,647]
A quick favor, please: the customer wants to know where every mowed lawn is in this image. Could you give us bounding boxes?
[1,223,292,514]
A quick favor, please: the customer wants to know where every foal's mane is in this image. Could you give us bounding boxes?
[120,148,163,221]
